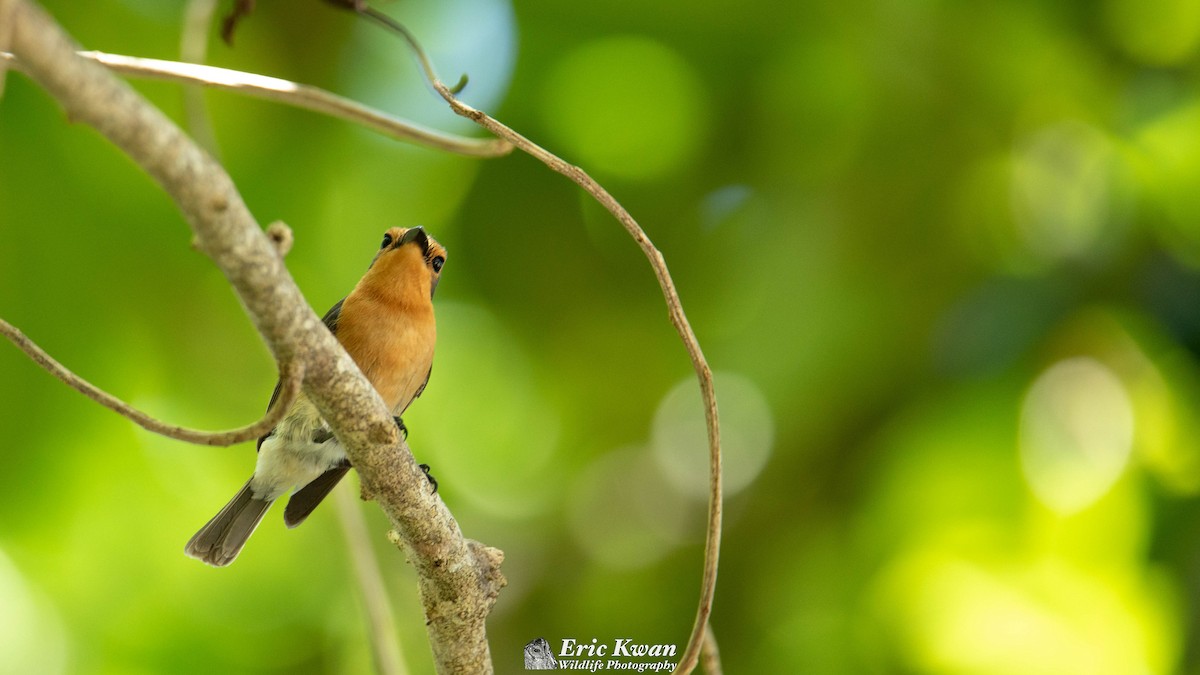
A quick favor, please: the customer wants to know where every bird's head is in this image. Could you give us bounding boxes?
[366,226,447,302]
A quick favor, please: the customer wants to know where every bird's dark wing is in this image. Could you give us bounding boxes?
[257,298,346,450]
[413,365,432,401]
[283,461,351,528]
[320,297,345,335]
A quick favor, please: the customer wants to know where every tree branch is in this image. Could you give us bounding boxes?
[0,316,304,446]
[0,49,513,158]
[5,2,503,673]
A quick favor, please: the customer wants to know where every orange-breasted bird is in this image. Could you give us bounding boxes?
[185,226,447,567]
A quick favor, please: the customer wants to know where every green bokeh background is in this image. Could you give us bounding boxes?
[3,0,1200,673]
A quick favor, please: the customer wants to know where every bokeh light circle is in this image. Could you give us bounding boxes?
[344,0,517,126]
[1019,357,1135,514]
[1010,121,1125,265]
[540,35,710,181]
[567,447,690,569]
[652,372,774,499]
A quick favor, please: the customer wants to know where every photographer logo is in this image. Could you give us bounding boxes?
[525,636,678,672]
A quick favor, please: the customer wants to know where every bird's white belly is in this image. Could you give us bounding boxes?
[250,395,347,500]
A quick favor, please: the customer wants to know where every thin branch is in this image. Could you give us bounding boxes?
[0,316,304,446]
[7,4,503,672]
[335,479,408,675]
[353,6,468,95]
[338,7,724,672]
[0,49,512,158]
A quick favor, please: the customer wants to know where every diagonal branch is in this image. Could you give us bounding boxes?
[0,49,512,158]
[0,316,304,447]
[6,3,503,673]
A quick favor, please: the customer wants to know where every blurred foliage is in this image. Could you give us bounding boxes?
[3,0,1200,673]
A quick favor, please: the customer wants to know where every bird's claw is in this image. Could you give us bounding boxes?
[419,463,438,494]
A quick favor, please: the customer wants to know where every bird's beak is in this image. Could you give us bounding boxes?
[398,226,429,254]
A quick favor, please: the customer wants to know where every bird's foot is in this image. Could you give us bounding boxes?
[419,463,438,494]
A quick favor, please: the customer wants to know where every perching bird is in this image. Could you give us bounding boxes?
[185,226,447,567]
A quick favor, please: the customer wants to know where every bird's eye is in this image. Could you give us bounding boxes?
[431,256,445,273]
[380,233,393,249]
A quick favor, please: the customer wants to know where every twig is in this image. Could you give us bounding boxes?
[0,49,512,158]
[353,6,468,95]
[7,4,503,672]
[340,7,724,672]
[334,479,408,675]
[0,316,303,446]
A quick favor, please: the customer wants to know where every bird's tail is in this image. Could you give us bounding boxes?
[185,480,273,567]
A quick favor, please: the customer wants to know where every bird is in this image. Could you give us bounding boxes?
[185,226,447,567]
